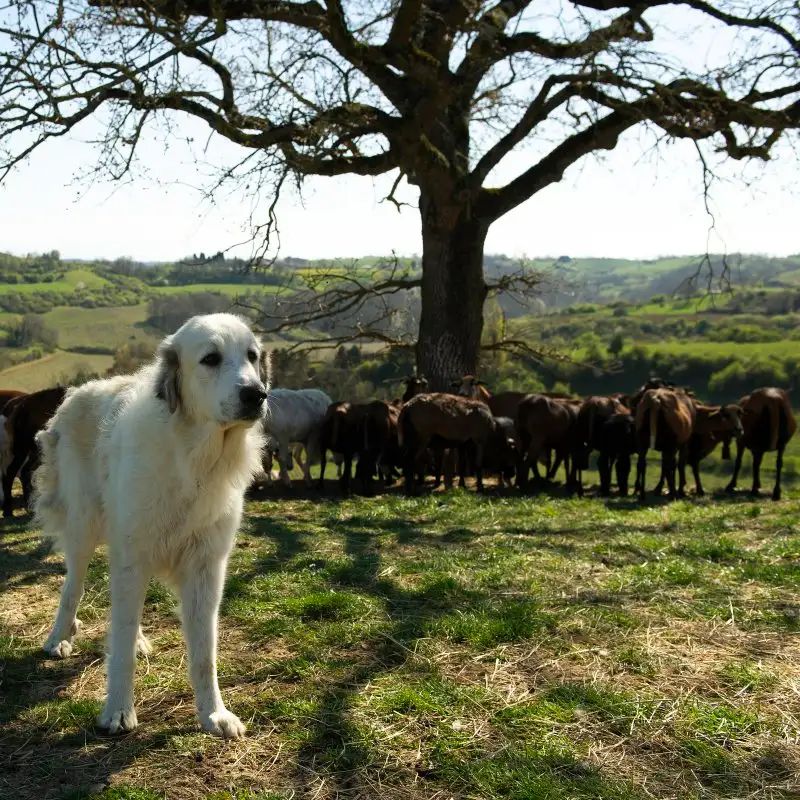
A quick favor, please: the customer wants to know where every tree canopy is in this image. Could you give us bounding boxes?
[1,0,798,385]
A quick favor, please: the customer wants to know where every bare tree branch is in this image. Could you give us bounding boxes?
[1,0,798,381]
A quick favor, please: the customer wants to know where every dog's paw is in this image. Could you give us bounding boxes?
[136,630,153,657]
[43,636,73,659]
[43,618,82,658]
[98,704,138,735]
[202,708,246,739]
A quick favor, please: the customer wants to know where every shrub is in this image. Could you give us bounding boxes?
[5,314,59,349]
[109,340,158,375]
[55,363,102,387]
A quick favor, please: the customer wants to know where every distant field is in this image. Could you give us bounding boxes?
[776,270,800,286]
[629,297,718,316]
[0,269,111,295]
[43,304,155,350]
[563,340,797,363]
[153,283,285,296]
[651,340,797,359]
[0,352,113,391]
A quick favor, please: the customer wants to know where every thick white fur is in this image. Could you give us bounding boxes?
[33,313,269,739]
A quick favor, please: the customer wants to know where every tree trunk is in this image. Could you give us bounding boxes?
[416,192,489,391]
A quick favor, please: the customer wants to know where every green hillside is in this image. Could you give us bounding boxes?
[43,304,154,350]
[0,249,798,397]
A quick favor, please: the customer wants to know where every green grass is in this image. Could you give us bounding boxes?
[44,304,155,350]
[0,269,111,294]
[0,351,114,390]
[647,340,798,358]
[2,488,799,800]
[628,296,718,316]
[153,283,284,296]
[565,339,798,362]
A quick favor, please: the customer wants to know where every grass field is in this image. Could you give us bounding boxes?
[0,352,114,391]
[0,269,111,295]
[561,340,799,363]
[1,476,799,800]
[153,283,285,296]
[43,304,156,351]
[636,341,798,359]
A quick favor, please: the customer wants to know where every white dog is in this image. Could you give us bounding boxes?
[33,313,269,739]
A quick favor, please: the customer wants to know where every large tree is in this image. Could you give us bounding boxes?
[1,0,797,387]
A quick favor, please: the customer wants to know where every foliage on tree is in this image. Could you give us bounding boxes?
[146,291,234,332]
[5,314,59,349]
[608,331,626,357]
[108,339,159,374]
[1,0,798,385]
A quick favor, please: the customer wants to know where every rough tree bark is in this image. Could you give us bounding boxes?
[416,192,489,390]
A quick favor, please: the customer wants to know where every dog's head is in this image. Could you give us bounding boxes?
[156,313,270,426]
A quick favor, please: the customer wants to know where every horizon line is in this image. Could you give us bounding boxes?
[3,250,799,265]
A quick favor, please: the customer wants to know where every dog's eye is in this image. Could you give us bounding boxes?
[247,350,258,364]
[200,352,222,367]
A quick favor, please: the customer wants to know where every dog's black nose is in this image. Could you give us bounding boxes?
[239,385,268,408]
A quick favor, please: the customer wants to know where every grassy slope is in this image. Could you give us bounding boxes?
[43,304,156,350]
[0,305,151,391]
[0,269,111,294]
[4,253,799,305]
[0,352,114,391]
[653,341,798,358]
[1,486,798,800]
[153,283,284,296]
[0,256,796,390]
[563,341,799,360]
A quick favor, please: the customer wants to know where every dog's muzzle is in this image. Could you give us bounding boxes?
[238,384,268,419]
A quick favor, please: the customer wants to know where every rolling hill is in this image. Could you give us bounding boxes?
[0,250,798,393]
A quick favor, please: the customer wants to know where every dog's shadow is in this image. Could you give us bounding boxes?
[0,646,209,797]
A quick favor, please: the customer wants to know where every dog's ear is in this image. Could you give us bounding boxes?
[155,343,181,414]
[258,346,271,389]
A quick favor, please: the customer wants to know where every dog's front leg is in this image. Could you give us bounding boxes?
[99,560,148,734]
[178,555,245,739]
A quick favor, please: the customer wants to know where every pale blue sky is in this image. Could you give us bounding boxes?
[2,125,796,263]
[0,3,797,263]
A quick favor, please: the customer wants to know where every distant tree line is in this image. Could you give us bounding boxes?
[146,293,235,333]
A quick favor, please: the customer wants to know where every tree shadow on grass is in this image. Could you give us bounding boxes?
[0,643,204,800]
[290,527,477,797]
[244,516,311,562]
[231,500,800,798]
[0,520,60,600]
[282,522,653,799]
[4,487,793,799]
